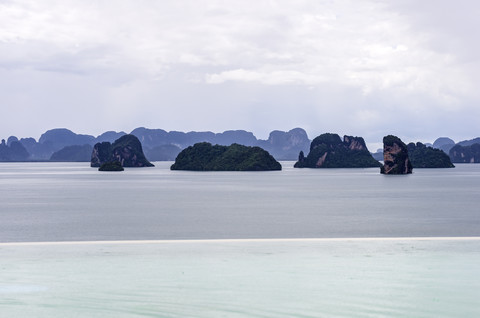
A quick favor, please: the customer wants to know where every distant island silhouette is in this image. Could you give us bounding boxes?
[1,127,479,164]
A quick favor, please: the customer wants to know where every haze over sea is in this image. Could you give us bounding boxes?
[1,162,480,317]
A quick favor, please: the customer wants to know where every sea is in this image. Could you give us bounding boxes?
[1,162,479,317]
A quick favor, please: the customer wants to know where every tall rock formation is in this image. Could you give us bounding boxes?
[381,135,412,174]
[294,133,381,168]
[91,134,154,168]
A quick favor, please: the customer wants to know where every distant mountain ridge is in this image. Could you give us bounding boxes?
[431,137,480,163]
[2,127,311,162]
[4,129,480,164]
[432,137,455,154]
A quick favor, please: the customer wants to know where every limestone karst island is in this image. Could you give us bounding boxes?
[170,142,282,171]
[91,134,154,171]
[0,127,470,172]
[381,135,413,175]
[294,133,381,168]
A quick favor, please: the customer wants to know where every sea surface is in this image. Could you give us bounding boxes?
[1,162,479,241]
[1,162,480,317]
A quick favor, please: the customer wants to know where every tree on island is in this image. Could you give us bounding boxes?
[407,142,454,168]
[98,161,124,171]
[171,142,281,171]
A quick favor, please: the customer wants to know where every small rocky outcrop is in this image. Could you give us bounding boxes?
[91,134,154,168]
[99,161,124,171]
[381,135,412,174]
[407,142,454,168]
[294,133,381,168]
[449,143,480,163]
[171,142,281,171]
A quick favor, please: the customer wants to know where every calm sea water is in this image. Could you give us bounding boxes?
[1,162,480,317]
[0,162,479,241]
[1,239,480,317]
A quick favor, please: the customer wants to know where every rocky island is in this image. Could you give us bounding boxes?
[91,134,154,168]
[407,142,454,168]
[294,133,381,168]
[381,135,412,174]
[449,143,480,163]
[98,161,124,171]
[170,142,282,171]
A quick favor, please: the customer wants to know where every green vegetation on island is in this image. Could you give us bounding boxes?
[98,161,124,171]
[407,142,454,168]
[294,133,381,168]
[170,142,282,171]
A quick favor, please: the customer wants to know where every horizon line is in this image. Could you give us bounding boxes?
[2,236,480,246]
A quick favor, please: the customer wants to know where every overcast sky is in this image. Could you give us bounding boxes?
[1,0,479,150]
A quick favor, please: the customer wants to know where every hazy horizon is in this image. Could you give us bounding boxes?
[2,0,479,150]
[0,125,469,154]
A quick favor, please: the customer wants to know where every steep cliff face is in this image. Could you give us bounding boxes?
[449,143,480,163]
[91,135,154,168]
[381,135,412,174]
[294,133,380,168]
[344,135,368,151]
[90,142,112,167]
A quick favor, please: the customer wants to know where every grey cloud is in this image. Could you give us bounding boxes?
[0,0,479,146]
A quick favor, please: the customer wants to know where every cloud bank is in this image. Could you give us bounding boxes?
[1,0,479,149]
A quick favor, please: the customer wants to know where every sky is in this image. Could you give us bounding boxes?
[1,0,479,151]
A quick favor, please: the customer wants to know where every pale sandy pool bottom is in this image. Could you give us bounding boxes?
[1,237,480,317]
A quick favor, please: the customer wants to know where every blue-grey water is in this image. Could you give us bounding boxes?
[1,162,480,317]
[0,162,479,242]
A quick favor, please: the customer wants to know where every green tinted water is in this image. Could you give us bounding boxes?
[1,239,479,317]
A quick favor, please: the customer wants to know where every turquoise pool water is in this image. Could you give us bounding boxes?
[1,238,479,317]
